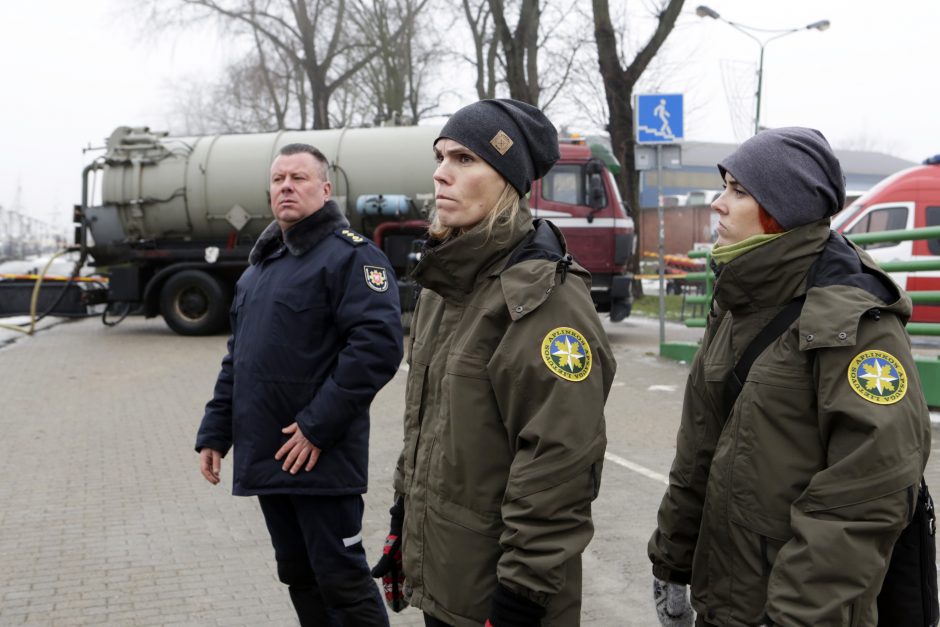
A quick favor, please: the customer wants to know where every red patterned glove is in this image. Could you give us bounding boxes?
[371,534,408,611]
[371,497,408,612]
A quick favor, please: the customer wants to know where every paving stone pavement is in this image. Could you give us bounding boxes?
[0,317,425,627]
[2,315,936,626]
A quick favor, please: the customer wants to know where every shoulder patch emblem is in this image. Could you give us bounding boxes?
[364,265,389,292]
[847,349,907,405]
[541,327,592,382]
[336,228,366,246]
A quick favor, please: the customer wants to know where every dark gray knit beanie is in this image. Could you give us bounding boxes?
[718,127,846,230]
[436,99,559,195]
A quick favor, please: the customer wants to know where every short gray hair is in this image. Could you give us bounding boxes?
[277,143,329,181]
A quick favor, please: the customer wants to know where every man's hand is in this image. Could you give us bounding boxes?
[653,577,692,627]
[199,448,222,485]
[274,422,321,474]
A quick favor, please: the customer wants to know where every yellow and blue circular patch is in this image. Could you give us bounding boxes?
[541,327,592,382]
[847,349,907,405]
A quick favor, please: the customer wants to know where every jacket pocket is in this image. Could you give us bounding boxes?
[430,356,512,511]
[726,519,786,625]
[728,367,820,529]
[401,362,429,490]
[423,493,502,620]
[270,286,329,347]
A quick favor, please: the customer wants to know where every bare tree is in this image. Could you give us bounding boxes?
[462,0,499,99]
[455,0,586,108]
[351,0,442,126]
[488,0,540,103]
[592,0,685,283]
[152,0,434,129]
[163,32,303,135]
[534,0,588,110]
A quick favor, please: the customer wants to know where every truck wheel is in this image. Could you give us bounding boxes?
[160,270,231,336]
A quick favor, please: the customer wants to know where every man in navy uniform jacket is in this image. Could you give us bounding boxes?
[196,143,403,626]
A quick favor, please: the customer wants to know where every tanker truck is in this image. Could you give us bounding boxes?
[76,125,635,335]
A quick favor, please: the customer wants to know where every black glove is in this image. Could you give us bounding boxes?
[653,577,692,627]
[486,583,545,627]
[371,497,408,612]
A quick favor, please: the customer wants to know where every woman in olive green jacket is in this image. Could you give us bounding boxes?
[648,127,931,627]
[375,99,615,627]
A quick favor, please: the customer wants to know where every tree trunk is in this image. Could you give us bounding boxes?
[489,0,540,104]
[592,0,685,284]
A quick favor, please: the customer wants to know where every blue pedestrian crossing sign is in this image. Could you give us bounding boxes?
[636,93,684,144]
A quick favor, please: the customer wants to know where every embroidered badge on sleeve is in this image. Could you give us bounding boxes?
[364,265,389,292]
[847,349,907,405]
[541,327,592,382]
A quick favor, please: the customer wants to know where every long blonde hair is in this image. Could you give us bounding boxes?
[428,183,522,242]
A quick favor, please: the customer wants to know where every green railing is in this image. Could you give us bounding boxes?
[659,227,940,406]
[681,249,711,328]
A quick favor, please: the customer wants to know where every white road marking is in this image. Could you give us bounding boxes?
[648,384,677,392]
[604,452,669,486]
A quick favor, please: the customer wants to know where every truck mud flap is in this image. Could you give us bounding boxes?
[609,275,633,322]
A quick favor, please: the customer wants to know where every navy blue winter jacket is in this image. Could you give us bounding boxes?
[195,201,404,495]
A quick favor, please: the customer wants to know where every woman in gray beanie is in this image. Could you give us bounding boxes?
[372,99,616,627]
[647,127,930,626]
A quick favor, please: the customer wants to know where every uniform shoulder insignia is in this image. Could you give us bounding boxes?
[335,228,367,246]
[541,326,592,382]
[847,349,907,405]
[363,265,389,293]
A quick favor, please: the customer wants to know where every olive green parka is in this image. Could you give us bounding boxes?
[395,207,616,626]
[648,221,931,626]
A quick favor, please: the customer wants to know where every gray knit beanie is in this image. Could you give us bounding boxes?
[436,99,559,195]
[718,127,846,230]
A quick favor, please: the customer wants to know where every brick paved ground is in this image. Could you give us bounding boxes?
[0,318,423,627]
[1,315,936,626]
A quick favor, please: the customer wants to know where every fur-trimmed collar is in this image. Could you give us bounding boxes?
[248,200,349,265]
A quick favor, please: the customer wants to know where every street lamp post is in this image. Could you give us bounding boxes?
[696,5,829,135]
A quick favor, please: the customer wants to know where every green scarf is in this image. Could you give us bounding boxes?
[711,232,785,265]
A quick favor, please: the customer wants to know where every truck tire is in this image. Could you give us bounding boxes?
[160,270,231,336]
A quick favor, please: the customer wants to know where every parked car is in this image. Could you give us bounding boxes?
[833,155,940,322]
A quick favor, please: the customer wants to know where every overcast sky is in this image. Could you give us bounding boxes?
[1,0,936,233]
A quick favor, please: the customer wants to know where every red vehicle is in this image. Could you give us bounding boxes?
[530,141,635,321]
[833,156,940,322]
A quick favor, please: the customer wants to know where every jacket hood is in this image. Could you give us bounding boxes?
[412,203,535,300]
[503,218,568,267]
[499,219,582,321]
[797,232,910,350]
[249,200,349,265]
